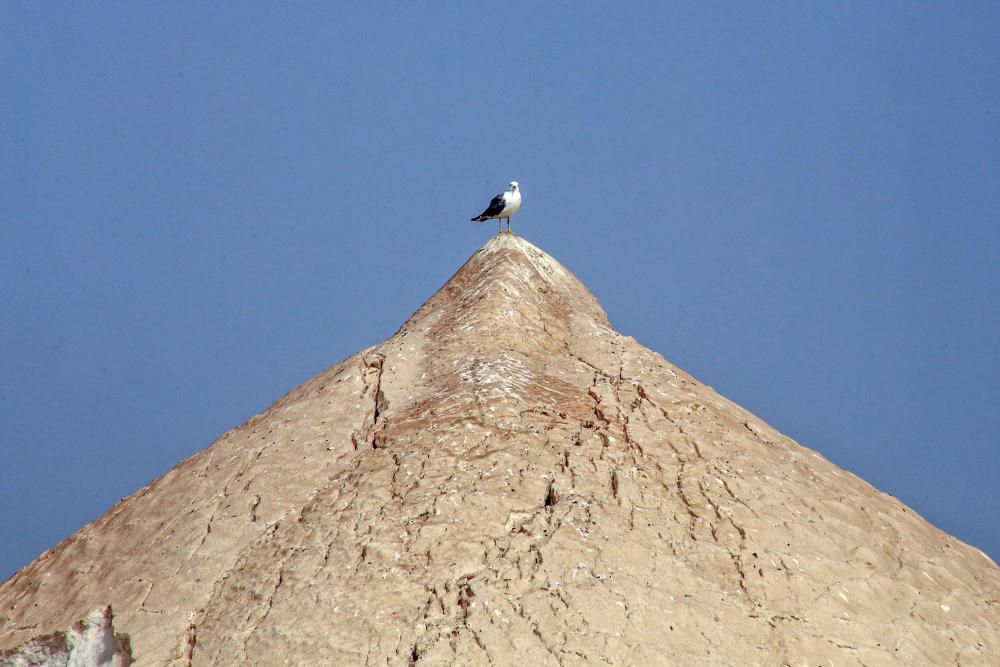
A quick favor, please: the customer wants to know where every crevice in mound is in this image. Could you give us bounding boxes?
[184,620,197,666]
[353,350,389,450]
[544,481,558,508]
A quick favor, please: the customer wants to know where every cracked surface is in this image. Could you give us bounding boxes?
[2,234,999,666]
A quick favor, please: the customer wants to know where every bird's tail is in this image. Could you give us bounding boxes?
[471,215,484,222]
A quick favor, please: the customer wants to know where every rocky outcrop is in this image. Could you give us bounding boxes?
[1,234,999,665]
[0,606,131,667]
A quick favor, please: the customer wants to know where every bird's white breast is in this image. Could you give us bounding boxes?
[501,190,522,217]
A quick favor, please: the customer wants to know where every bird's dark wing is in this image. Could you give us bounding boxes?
[477,194,506,218]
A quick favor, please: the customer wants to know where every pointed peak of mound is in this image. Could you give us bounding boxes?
[396,233,609,353]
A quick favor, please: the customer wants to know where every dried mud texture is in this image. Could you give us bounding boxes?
[2,235,999,666]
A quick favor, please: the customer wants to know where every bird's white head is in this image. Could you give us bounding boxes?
[509,181,519,192]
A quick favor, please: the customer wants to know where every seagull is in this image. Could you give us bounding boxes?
[471,181,521,233]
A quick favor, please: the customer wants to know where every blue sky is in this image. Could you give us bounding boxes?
[1,3,998,580]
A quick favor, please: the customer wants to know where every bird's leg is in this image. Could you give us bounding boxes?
[506,217,511,233]
[498,218,502,234]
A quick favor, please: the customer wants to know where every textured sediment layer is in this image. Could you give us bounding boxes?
[2,234,999,665]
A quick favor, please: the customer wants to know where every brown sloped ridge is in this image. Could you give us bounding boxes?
[2,234,999,666]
